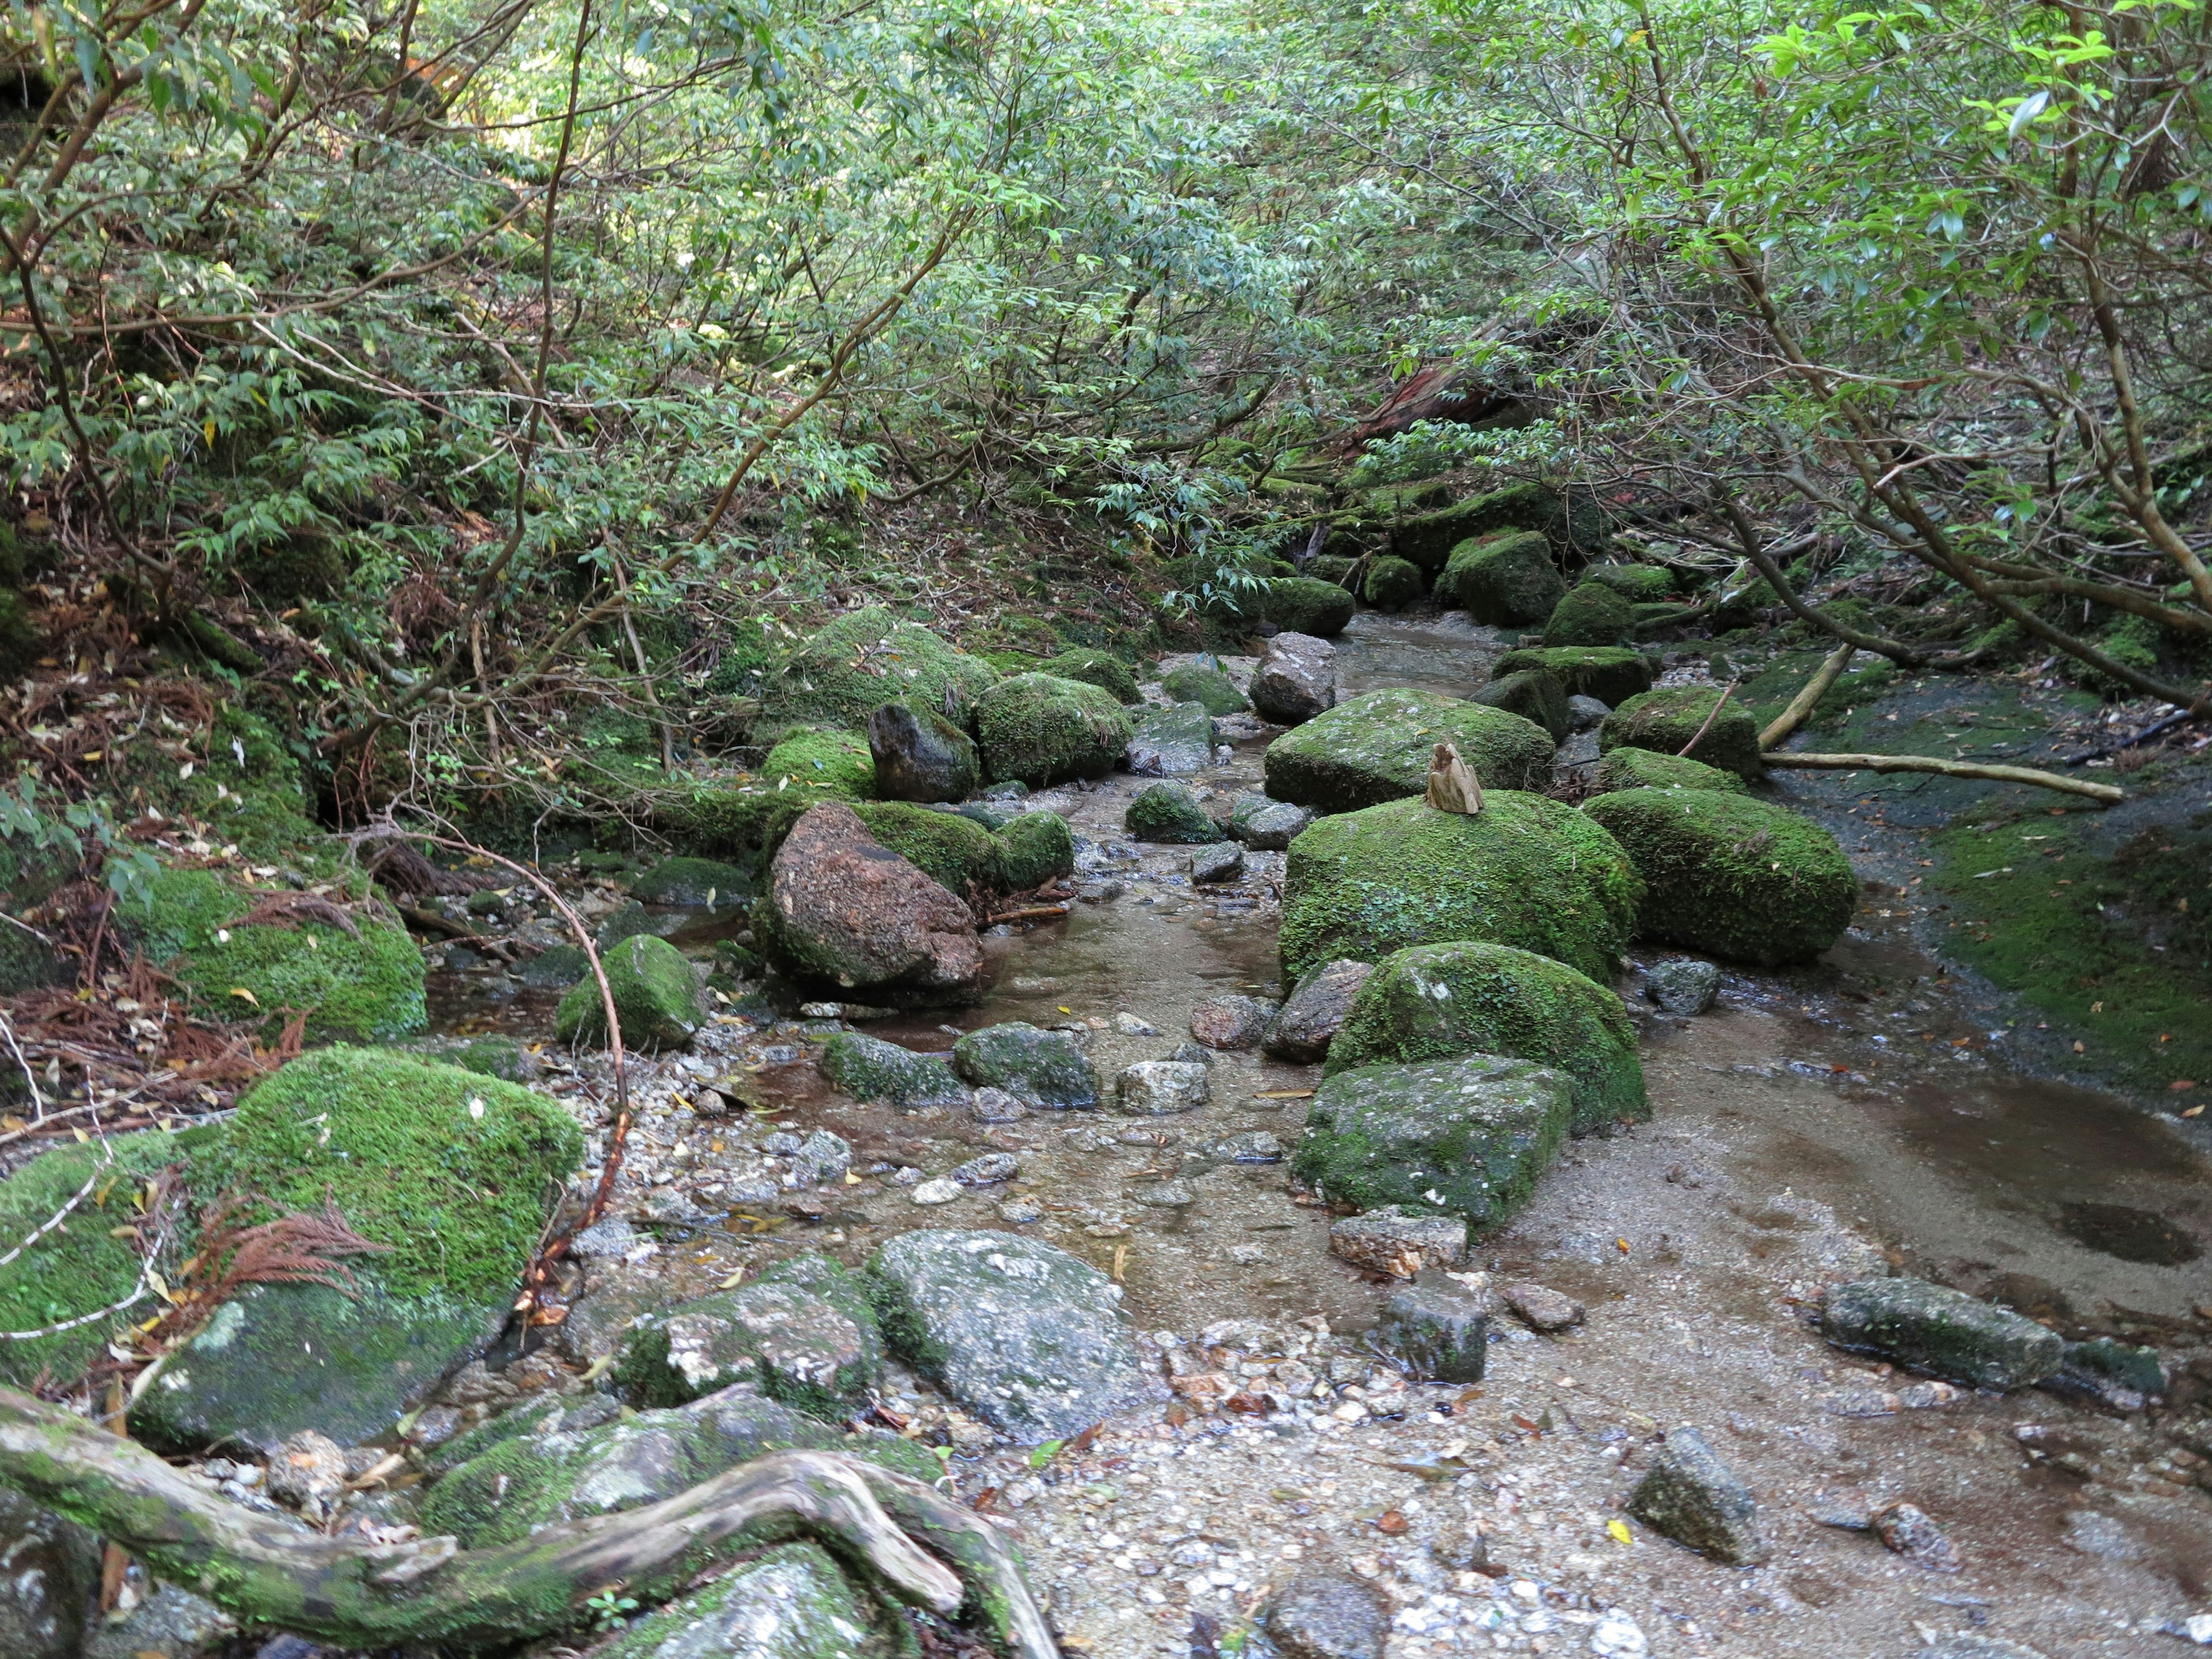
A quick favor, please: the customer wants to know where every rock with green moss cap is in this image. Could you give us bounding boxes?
[1591,745,1750,796]
[865,703,978,802]
[995,809,1075,890]
[1279,792,1641,984]
[951,1022,1097,1109]
[1263,577,1355,638]
[762,726,878,798]
[1361,556,1425,610]
[595,1541,908,1659]
[555,933,704,1048]
[126,866,425,1044]
[1469,668,1570,743]
[1389,480,1571,570]
[1437,531,1565,625]
[974,673,1133,787]
[1823,1277,2062,1391]
[1291,1055,1572,1229]
[1306,554,1359,588]
[1543,582,1636,647]
[1582,789,1856,966]
[1125,781,1220,844]
[1491,646,1653,707]
[850,800,1002,898]
[1324,942,1646,1134]
[131,1047,581,1450]
[755,804,980,998]
[655,725,878,861]
[614,1255,884,1416]
[1584,564,1676,602]
[1599,685,1763,781]
[821,1031,969,1108]
[1262,689,1554,813]
[1040,647,1142,704]
[1161,664,1249,715]
[755,607,998,738]
[628,855,756,908]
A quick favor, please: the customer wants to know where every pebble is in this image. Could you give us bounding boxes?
[909,1177,963,1205]
[1188,842,1245,885]
[969,1086,1028,1123]
[997,1195,1044,1224]
[1112,1012,1159,1036]
[1132,1179,1196,1207]
[1204,1130,1285,1162]
[1502,1281,1585,1332]
[1190,993,1279,1050]
[1874,1501,1962,1571]
[951,1152,1018,1187]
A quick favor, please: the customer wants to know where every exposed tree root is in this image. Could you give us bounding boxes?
[1762,751,2123,804]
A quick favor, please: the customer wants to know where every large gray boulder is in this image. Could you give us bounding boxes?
[1249,632,1336,726]
[1126,701,1218,775]
[1823,1278,2064,1391]
[867,1230,1157,1441]
[614,1255,883,1419]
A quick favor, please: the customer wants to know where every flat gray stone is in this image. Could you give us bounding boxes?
[1249,634,1337,727]
[1328,1208,1467,1275]
[1264,1569,1387,1659]
[1823,1278,2063,1390]
[1627,1427,1767,1565]
[1229,792,1316,851]
[1189,842,1245,885]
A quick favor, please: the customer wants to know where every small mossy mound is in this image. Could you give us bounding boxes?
[126,867,426,1044]
[1262,688,1555,813]
[1582,789,1857,967]
[1280,792,1642,984]
[974,673,1133,787]
[755,607,998,738]
[1361,556,1425,610]
[1599,685,1764,782]
[1437,531,1566,626]
[1469,668,1570,743]
[762,727,877,799]
[1490,646,1653,708]
[1592,746,1750,796]
[1263,577,1355,638]
[1306,554,1359,587]
[995,809,1076,891]
[850,800,1004,899]
[1040,648,1142,704]
[628,856,756,907]
[1161,664,1249,715]
[1543,582,1637,647]
[596,1541,908,1659]
[656,729,876,861]
[1584,564,1676,602]
[821,1031,969,1108]
[1325,942,1647,1134]
[1125,781,1221,844]
[554,933,704,1048]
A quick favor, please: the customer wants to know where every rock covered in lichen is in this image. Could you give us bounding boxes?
[1263,577,1355,638]
[1263,688,1554,813]
[1490,646,1653,708]
[1161,663,1249,715]
[820,1030,969,1108]
[1469,667,1570,743]
[974,673,1134,787]
[1039,647,1142,704]
[1124,780,1220,843]
[1543,581,1637,647]
[951,1022,1098,1109]
[615,1255,884,1417]
[1822,1277,2063,1391]
[866,702,978,802]
[754,606,999,738]
[555,932,706,1049]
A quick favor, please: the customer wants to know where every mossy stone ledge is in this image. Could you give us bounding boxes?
[1263,577,1355,638]
[1490,646,1653,709]
[1590,745,1750,796]
[1599,685,1763,782]
[1262,688,1555,814]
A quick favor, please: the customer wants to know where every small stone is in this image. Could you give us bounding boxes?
[969,1086,1028,1123]
[1189,842,1245,885]
[1229,793,1316,851]
[1328,1207,1467,1277]
[1567,694,1611,731]
[1204,1130,1283,1162]
[1590,1615,1647,1656]
[1112,1012,1160,1036]
[1626,1427,1767,1565]
[1190,994,1278,1050]
[1264,1568,1388,1659]
[789,1131,851,1187]
[1115,1059,1211,1116]
[997,1195,1044,1224]
[571,1217,640,1261]
[1168,1040,1213,1066]
[1376,1278,1489,1382]
[1263,959,1373,1062]
[1124,780,1221,843]
[2061,1509,2141,1560]
[910,1177,963,1205]
[1127,702,1220,776]
[1132,1179,1196,1208]
[1872,1501,1961,1571]
[264,1430,348,1518]
[1643,959,1721,1016]
[951,1153,1018,1187]
[1502,1281,1584,1332]
[1808,1486,1875,1529]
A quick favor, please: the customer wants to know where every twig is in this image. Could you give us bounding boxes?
[1758,643,1855,751]
[2063,707,2200,767]
[1676,679,1739,760]
[1762,752,2123,804]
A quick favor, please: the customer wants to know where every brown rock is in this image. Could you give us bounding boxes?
[1190,993,1278,1050]
[766,802,981,993]
[1263,959,1374,1062]
[264,1429,348,1519]
[1502,1281,1585,1332]
[1872,1501,1961,1571]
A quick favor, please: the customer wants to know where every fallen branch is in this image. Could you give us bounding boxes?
[0,1395,1056,1655]
[1675,679,1738,759]
[1759,643,1855,751]
[1761,751,2123,804]
[985,905,1071,926]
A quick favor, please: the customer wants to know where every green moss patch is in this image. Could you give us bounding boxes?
[1599,685,1764,782]
[1592,747,1749,796]
[1264,577,1355,638]
[1544,582,1636,647]
[1362,556,1424,610]
[850,800,1003,897]
[555,933,704,1049]
[1437,531,1565,626]
[755,607,999,738]
[1040,648,1141,704]
[1584,565,1676,602]
[997,810,1076,890]
[1161,664,1249,715]
[1263,689,1555,813]
[1470,668,1569,743]
[974,673,1133,787]
[1491,647,1652,709]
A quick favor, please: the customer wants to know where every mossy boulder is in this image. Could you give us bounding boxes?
[1469,668,1570,743]
[1543,582,1636,647]
[1599,685,1764,782]
[1306,554,1359,588]
[1324,942,1647,1134]
[1389,481,1569,570]
[1264,577,1355,638]
[614,1255,884,1416]
[763,727,877,799]
[628,856,755,907]
[1279,793,1641,984]
[1161,664,1249,715]
[755,607,998,738]
[995,809,1075,891]
[865,702,978,803]
[126,867,426,1044]
[950,1022,1099,1110]
[1437,531,1565,626]
[1592,746,1749,796]
[821,1031,969,1108]
[1040,648,1142,704]
[1262,688,1555,813]
[850,800,1002,899]
[0,588,43,676]
[1491,646,1653,708]
[597,1541,908,1659]
[1361,556,1424,610]
[1582,789,1857,967]
[1291,1054,1573,1229]
[1125,781,1221,844]
[554,933,704,1048]
[974,673,1133,787]
[1823,1277,2063,1391]
[1584,564,1676,601]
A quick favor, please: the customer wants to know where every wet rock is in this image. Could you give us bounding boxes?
[1162,663,1249,715]
[1470,668,1570,743]
[1263,688,1553,813]
[1582,790,1856,968]
[1543,581,1636,646]
[1362,555,1424,610]
[1599,685,1763,781]
[1249,632,1338,725]
[1190,993,1278,1050]
[952,1022,1099,1110]
[0,1484,99,1658]
[996,809,1077,890]
[1873,1501,1961,1571]
[1263,958,1373,1062]
[1115,1059,1211,1115]
[969,1085,1028,1123]
[1296,1055,1572,1229]
[1436,529,1565,626]
[1627,1427,1768,1565]
[974,672,1134,787]
[628,856,756,908]
[1264,1568,1389,1659]
[1127,701,1219,775]
[594,1539,902,1659]
[866,703,979,803]
[866,1229,1155,1440]
[556,932,705,1049]
[1592,744,1749,796]
[1168,1040,1214,1066]
[1328,1207,1468,1275]
[1503,1281,1584,1332]
[1377,1277,1490,1381]
[1567,693,1611,731]
[520,944,589,988]
[2047,1336,2164,1408]
[1132,1179,1196,1207]
[951,1152,1018,1186]
[615,1255,881,1418]
[757,802,981,997]
[1823,1278,2063,1390]
[910,1177,963,1205]
[819,1031,969,1109]
[1263,579,1356,640]
[1324,940,1646,1135]
[789,1130,851,1187]
[265,1429,349,1520]
[1643,958,1721,1016]
[1229,791,1316,851]
[1124,780,1220,843]
[1189,842,1244,885]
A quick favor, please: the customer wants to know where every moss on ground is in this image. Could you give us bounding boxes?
[1280,792,1642,984]
[974,673,1132,787]
[763,728,877,798]
[1263,688,1556,812]
[1544,582,1637,647]
[1592,747,1750,796]
[754,607,999,738]
[1039,648,1141,704]
[1600,685,1764,782]
[1436,531,1565,625]
[1490,647,1652,708]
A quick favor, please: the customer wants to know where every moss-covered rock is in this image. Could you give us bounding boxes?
[1280,792,1641,984]
[0,588,43,677]
[951,1022,1098,1109]
[1436,531,1565,626]
[1584,564,1676,601]
[125,867,426,1044]
[974,673,1133,787]
[1591,746,1750,796]
[1389,481,1570,570]
[850,801,1002,899]
[654,727,876,862]
[614,1255,884,1416]
[1543,582,1636,647]
[1262,689,1555,813]
[1125,781,1221,844]
[1599,685,1764,782]
[554,933,704,1048]
[995,809,1075,891]
[1469,668,1569,743]
[1324,942,1646,1134]
[1264,577,1355,638]
[1582,789,1857,966]
[1291,1054,1572,1229]
[1823,1277,2062,1391]
[763,727,878,798]
[1490,646,1653,708]
[596,1541,908,1659]
[1161,664,1249,715]
[1362,556,1424,610]
[866,702,978,803]
[1307,554,1359,588]
[821,1031,969,1108]
[627,856,756,907]
[1040,648,1142,704]
[755,607,998,738]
